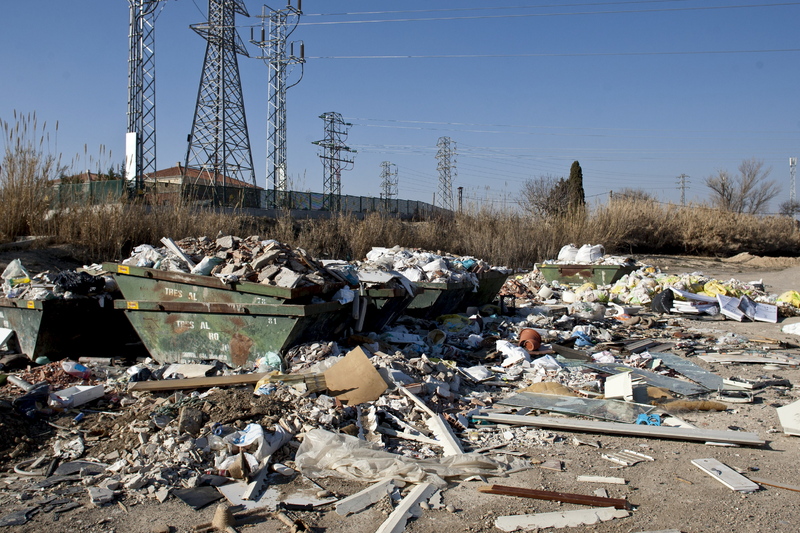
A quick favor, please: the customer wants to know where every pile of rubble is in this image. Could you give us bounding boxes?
[2,244,800,531]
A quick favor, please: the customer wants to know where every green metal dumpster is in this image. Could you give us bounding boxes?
[114,300,349,366]
[103,262,340,305]
[0,297,142,361]
[460,269,511,309]
[536,263,636,286]
[406,280,476,319]
[359,287,418,332]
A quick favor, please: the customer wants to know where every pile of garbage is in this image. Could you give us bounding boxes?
[2,243,800,531]
[124,235,342,291]
[1,259,117,302]
[358,246,510,286]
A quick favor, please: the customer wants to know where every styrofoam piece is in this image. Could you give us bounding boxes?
[495,506,629,531]
[54,385,104,407]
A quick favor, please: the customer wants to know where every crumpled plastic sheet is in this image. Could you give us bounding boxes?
[294,428,508,487]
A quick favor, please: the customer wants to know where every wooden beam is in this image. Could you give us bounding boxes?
[472,413,765,446]
[477,484,630,510]
[128,373,269,391]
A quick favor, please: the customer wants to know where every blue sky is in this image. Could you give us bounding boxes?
[2,1,799,212]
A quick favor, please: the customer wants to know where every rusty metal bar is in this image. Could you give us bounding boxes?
[477,484,631,510]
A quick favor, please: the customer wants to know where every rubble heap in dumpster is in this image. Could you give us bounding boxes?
[1,238,800,531]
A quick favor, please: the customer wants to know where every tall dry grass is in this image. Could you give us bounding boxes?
[30,198,800,266]
[0,112,64,241]
[1,111,797,266]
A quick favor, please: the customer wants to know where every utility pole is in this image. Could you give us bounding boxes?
[185,0,256,205]
[677,173,689,206]
[126,0,165,194]
[312,112,356,212]
[457,186,463,213]
[790,158,797,206]
[379,161,398,211]
[251,2,304,207]
[435,136,456,211]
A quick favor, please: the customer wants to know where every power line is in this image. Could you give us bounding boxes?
[303,0,697,17]
[308,48,800,60]
[298,3,800,25]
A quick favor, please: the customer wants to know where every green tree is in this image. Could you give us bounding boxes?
[566,160,586,213]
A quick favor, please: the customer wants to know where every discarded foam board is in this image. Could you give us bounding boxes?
[324,346,388,405]
[601,450,654,467]
[604,372,634,401]
[0,328,14,348]
[336,478,395,516]
[163,363,214,379]
[494,506,629,531]
[375,482,437,533]
[717,294,744,321]
[426,413,464,456]
[472,413,765,446]
[776,399,800,436]
[691,458,760,492]
[53,385,104,408]
[696,353,798,366]
[577,475,626,485]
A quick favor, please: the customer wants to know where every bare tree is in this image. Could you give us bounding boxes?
[519,174,564,217]
[614,188,655,202]
[705,158,780,214]
[779,199,800,216]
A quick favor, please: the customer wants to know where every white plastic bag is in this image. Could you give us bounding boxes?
[294,429,507,487]
[575,244,605,263]
[557,244,579,262]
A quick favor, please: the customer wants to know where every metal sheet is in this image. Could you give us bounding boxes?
[585,363,708,396]
[498,392,655,424]
[655,352,728,391]
[461,270,511,309]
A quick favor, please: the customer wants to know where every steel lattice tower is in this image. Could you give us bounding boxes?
[312,112,356,212]
[380,161,398,210]
[185,0,255,200]
[127,0,164,193]
[436,136,456,211]
[251,2,304,206]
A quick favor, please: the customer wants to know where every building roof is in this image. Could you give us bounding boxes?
[152,165,262,190]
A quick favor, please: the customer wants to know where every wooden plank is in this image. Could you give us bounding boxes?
[375,482,437,533]
[477,484,631,510]
[472,413,765,446]
[691,458,760,492]
[128,372,269,391]
[336,479,395,516]
[747,477,800,493]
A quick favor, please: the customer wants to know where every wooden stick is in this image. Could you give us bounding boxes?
[477,484,631,510]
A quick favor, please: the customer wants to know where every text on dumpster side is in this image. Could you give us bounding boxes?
[173,318,277,341]
[164,287,197,300]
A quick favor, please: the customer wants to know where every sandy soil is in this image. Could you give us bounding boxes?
[1,249,800,533]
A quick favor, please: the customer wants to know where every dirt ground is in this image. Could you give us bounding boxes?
[2,248,800,533]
